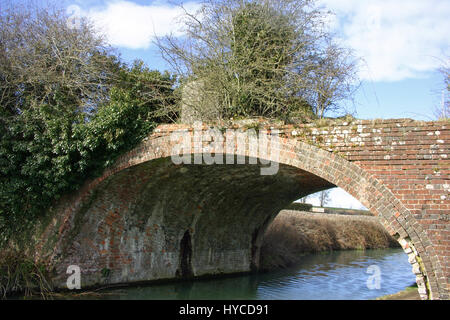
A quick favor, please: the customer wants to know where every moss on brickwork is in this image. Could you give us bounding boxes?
[414,254,431,300]
[60,188,103,259]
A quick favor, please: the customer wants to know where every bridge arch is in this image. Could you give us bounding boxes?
[35,123,447,300]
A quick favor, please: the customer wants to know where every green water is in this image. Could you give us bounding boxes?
[93,248,415,300]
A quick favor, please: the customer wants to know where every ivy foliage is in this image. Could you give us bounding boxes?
[0,62,177,245]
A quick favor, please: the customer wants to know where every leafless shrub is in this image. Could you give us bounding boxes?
[434,58,449,120]
[0,1,119,118]
[157,0,359,122]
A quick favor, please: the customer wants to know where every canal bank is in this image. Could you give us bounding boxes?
[376,284,420,300]
[260,210,400,271]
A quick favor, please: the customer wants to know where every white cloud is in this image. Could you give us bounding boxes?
[73,0,449,81]
[320,0,450,82]
[75,1,201,49]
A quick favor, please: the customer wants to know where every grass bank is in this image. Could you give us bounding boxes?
[260,210,400,271]
[0,249,53,298]
[376,284,420,300]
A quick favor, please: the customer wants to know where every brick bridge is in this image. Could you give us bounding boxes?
[33,118,449,299]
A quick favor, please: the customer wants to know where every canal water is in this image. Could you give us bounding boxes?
[97,248,416,300]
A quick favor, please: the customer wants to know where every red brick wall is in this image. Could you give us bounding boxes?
[36,118,449,299]
[148,118,449,299]
[275,118,449,299]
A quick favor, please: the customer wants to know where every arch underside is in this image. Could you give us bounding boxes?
[52,156,334,287]
[43,142,442,299]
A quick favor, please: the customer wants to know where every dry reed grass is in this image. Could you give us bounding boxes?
[0,249,53,299]
[260,210,400,271]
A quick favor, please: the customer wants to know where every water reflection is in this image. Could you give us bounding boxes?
[109,274,260,300]
[99,249,415,300]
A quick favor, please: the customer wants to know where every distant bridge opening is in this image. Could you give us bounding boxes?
[295,187,367,210]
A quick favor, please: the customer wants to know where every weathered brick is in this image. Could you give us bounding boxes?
[29,119,448,300]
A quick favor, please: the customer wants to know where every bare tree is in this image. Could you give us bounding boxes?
[0,2,119,119]
[434,58,449,120]
[157,0,359,122]
[298,195,309,203]
[303,39,360,119]
[319,189,331,207]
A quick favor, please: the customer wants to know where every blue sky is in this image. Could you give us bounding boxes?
[64,0,448,209]
[65,0,450,121]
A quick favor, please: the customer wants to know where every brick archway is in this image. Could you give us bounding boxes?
[34,120,448,299]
